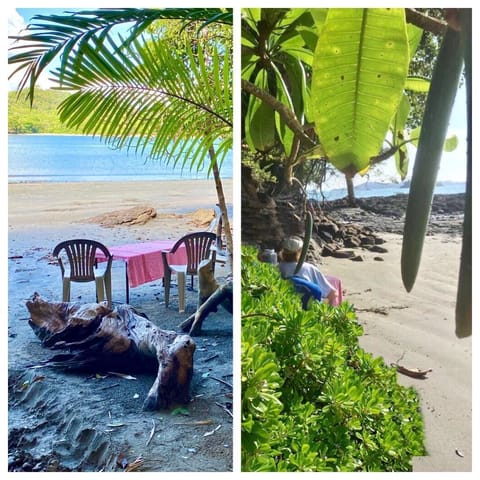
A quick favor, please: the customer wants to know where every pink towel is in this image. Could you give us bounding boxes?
[326,275,343,306]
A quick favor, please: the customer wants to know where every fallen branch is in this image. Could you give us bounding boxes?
[356,305,409,315]
[215,401,233,418]
[99,383,120,391]
[173,419,214,426]
[146,420,156,447]
[179,279,232,335]
[209,375,232,389]
[25,293,196,411]
[204,354,219,362]
[391,363,433,379]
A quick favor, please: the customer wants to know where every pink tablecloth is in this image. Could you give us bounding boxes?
[326,275,343,306]
[98,240,187,288]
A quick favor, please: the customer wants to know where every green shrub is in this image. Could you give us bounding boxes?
[241,247,425,471]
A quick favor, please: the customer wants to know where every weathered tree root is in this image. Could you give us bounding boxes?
[25,293,195,410]
[178,280,233,336]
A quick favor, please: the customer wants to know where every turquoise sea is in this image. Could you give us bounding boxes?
[9,134,465,200]
[8,134,233,183]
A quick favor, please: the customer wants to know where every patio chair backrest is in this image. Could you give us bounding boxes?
[290,275,323,310]
[170,232,217,276]
[53,239,112,282]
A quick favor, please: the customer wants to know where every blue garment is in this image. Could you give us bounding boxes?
[290,275,323,300]
[278,261,334,298]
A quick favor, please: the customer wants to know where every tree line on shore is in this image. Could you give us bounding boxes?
[8,89,77,134]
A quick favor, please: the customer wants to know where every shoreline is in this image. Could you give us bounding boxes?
[8,178,233,231]
[8,176,233,185]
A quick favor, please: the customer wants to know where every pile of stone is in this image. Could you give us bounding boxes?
[308,204,387,263]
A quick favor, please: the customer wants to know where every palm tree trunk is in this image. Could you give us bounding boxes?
[209,146,233,270]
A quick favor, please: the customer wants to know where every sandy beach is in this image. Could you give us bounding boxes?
[321,231,472,472]
[7,179,233,472]
[312,193,472,473]
[8,179,232,232]
[7,180,472,472]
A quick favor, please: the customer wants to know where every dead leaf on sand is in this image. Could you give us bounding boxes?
[391,363,433,379]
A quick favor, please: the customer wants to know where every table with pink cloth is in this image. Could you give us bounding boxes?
[326,275,343,306]
[97,240,187,303]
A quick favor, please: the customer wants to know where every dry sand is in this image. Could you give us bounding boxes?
[320,232,472,472]
[7,179,233,472]
[8,179,232,233]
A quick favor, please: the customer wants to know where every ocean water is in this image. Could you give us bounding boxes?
[9,135,465,200]
[8,134,233,183]
[308,179,466,201]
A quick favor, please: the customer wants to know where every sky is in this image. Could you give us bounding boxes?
[7,6,469,186]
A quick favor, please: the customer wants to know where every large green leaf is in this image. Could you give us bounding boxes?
[272,62,295,156]
[406,22,423,61]
[281,54,308,121]
[310,8,409,173]
[405,76,430,93]
[245,70,276,152]
[409,126,459,152]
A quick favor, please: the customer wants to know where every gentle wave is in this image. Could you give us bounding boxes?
[8,134,233,183]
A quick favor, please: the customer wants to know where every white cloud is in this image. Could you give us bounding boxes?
[8,8,26,39]
[8,8,56,90]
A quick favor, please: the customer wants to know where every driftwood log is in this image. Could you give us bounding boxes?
[25,293,195,411]
[178,258,233,336]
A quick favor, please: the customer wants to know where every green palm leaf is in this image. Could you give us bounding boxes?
[9,8,232,104]
[54,34,231,171]
[310,8,409,174]
[9,8,234,264]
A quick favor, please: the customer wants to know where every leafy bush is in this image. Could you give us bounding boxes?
[241,247,425,471]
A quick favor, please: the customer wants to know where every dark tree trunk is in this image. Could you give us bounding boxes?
[345,172,356,206]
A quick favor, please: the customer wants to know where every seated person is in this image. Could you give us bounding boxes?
[278,236,338,305]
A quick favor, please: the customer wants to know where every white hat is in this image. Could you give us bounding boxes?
[281,236,303,253]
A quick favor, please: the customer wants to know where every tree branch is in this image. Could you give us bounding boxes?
[241,78,315,147]
[405,8,447,36]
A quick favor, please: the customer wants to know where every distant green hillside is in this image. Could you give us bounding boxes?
[8,89,79,134]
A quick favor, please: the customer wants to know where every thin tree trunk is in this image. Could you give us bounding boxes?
[345,172,356,206]
[282,135,302,186]
[209,146,233,270]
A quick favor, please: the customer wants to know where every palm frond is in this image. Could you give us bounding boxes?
[8,8,232,104]
[55,33,232,172]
